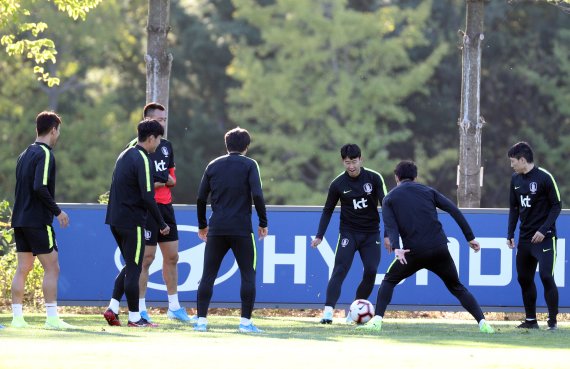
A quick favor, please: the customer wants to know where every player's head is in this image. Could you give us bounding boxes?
[137,119,164,153]
[36,111,62,146]
[225,127,250,153]
[508,141,534,174]
[143,102,167,128]
[340,144,363,178]
[394,160,417,183]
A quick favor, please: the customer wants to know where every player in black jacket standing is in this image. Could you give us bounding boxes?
[103,119,170,328]
[358,160,494,334]
[195,127,268,333]
[11,111,73,329]
[507,142,561,330]
[311,144,387,324]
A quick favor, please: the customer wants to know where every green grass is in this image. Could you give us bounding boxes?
[0,314,568,369]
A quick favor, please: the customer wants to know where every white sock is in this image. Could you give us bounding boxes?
[198,317,207,325]
[240,317,252,326]
[168,294,181,311]
[129,311,142,322]
[478,319,487,328]
[45,302,58,318]
[108,298,120,314]
[370,315,383,323]
[12,304,23,317]
[139,298,147,312]
[324,306,333,314]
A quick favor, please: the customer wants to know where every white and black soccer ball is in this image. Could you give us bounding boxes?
[349,299,375,324]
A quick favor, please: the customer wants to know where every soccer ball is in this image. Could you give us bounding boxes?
[349,299,375,324]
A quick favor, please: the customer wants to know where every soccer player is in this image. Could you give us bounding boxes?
[126,103,191,323]
[507,142,561,330]
[311,144,387,324]
[358,160,494,334]
[103,119,170,327]
[10,111,74,329]
[195,127,268,333]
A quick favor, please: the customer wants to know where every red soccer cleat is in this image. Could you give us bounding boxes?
[103,309,121,326]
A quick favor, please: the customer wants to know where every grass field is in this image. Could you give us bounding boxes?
[0,314,568,369]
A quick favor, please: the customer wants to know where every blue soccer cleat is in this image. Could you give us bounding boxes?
[167,308,193,323]
[140,310,153,323]
[193,323,207,332]
[320,311,333,324]
[238,323,263,333]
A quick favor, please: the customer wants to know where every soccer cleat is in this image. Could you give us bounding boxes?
[238,323,263,333]
[355,318,382,331]
[127,318,158,327]
[479,321,495,334]
[320,311,333,324]
[547,319,558,331]
[167,308,194,323]
[140,310,153,323]
[516,320,539,329]
[193,323,207,332]
[45,317,76,329]
[103,308,121,326]
[345,313,354,325]
[11,316,29,328]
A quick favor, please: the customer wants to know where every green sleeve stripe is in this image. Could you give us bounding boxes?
[366,168,388,195]
[137,150,152,192]
[251,158,263,188]
[539,168,561,201]
[251,233,257,271]
[39,145,50,186]
[127,138,137,148]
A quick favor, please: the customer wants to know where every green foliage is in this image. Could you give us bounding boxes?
[227,0,447,204]
[0,199,44,309]
[0,0,102,86]
[0,199,13,256]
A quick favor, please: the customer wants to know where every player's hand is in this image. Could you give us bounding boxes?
[469,239,481,253]
[531,231,545,244]
[311,237,322,248]
[57,211,69,228]
[166,175,176,187]
[395,249,410,264]
[198,227,208,241]
[506,238,516,249]
[258,226,268,240]
[160,225,170,235]
[384,237,392,254]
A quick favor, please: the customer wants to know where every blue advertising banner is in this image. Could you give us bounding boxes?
[55,205,568,310]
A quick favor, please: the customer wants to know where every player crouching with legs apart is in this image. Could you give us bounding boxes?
[357,161,494,334]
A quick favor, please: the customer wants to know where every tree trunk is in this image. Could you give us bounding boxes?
[146,0,173,137]
[457,0,485,208]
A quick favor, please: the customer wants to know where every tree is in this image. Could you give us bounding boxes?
[146,0,173,135]
[457,0,485,207]
[0,0,102,86]
[227,0,447,205]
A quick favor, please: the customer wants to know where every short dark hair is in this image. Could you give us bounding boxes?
[143,102,166,118]
[225,127,251,152]
[36,111,61,136]
[137,119,164,141]
[340,144,361,160]
[507,141,534,163]
[394,160,417,181]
